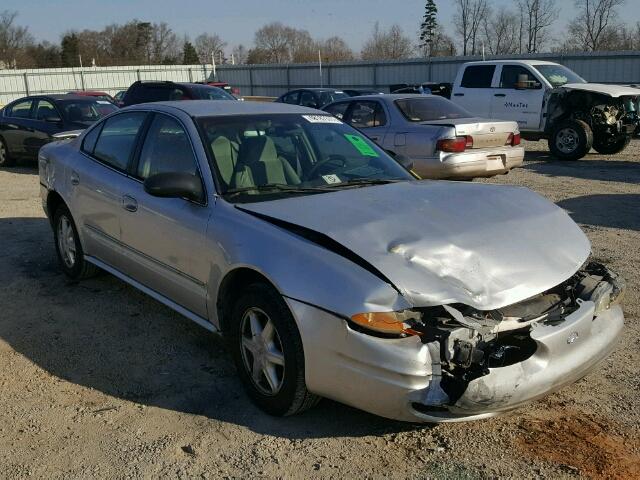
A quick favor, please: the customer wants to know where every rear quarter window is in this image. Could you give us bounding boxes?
[460,65,496,88]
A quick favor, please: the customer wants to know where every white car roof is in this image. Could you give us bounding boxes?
[461,60,559,67]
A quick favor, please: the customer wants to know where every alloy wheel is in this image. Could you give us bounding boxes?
[556,127,579,154]
[57,215,77,268]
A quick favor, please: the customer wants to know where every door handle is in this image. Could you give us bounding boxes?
[453,93,464,97]
[122,195,138,212]
[70,171,80,185]
[494,93,506,97]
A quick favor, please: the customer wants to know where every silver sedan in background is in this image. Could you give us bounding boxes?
[39,101,623,422]
[324,94,524,179]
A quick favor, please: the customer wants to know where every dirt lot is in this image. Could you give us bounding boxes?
[1,140,639,479]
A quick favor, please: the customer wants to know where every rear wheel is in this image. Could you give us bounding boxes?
[0,137,16,167]
[592,135,631,155]
[548,119,593,160]
[53,205,99,280]
[229,283,320,416]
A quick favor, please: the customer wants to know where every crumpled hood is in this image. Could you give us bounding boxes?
[562,83,640,98]
[239,181,591,310]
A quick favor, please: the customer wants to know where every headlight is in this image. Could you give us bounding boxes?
[350,310,422,336]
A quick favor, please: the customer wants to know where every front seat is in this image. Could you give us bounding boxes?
[231,136,300,189]
[211,135,238,187]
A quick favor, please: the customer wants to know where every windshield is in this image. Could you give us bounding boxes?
[198,114,413,202]
[534,65,586,87]
[192,86,237,101]
[318,91,349,106]
[59,100,118,125]
[395,97,473,122]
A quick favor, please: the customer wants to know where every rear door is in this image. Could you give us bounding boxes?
[451,64,497,117]
[119,112,211,318]
[0,98,35,158]
[72,112,149,271]
[344,100,389,146]
[490,64,545,130]
[29,99,65,156]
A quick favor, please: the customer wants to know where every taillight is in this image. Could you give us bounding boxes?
[436,136,472,153]
[506,133,521,146]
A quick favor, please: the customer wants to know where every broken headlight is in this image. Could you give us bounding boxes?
[576,262,625,315]
[350,310,422,336]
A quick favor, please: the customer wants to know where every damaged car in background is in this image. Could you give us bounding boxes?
[39,101,624,422]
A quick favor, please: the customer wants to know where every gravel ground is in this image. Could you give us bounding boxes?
[0,140,639,479]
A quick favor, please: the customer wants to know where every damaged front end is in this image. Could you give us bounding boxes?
[351,262,624,421]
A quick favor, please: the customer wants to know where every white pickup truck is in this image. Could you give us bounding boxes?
[449,60,640,160]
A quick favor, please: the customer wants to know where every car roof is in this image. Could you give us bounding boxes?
[125,99,329,116]
[461,59,559,67]
[329,94,430,102]
[290,88,344,92]
[9,94,102,102]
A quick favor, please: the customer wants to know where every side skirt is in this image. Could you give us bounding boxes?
[85,255,218,334]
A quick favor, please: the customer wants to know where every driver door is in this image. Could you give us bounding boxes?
[490,65,545,131]
[344,100,389,146]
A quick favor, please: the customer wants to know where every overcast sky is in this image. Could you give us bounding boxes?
[4,0,640,51]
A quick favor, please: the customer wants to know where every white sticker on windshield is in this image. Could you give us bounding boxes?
[322,174,341,184]
[302,115,342,124]
[96,100,111,104]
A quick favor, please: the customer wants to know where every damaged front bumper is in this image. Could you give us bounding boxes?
[285,264,624,423]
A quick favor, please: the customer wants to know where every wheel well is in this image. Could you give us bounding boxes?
[216,268,277,334]
[46,191,66,227]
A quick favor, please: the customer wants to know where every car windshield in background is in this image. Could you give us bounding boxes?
[198,113,413,202]
[319,91,349,106]
[192,86,237,101]
[535,65,586,87]
[59,100,118,125]
[395,96,473,122]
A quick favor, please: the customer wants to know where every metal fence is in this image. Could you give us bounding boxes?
[213,50,640,97]
[1,51,640,104]
[0,64,214,105]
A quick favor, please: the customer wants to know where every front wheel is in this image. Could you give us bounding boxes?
[229,283,320,416]
[548,119,593,160]
[53,205,99,280]
[592,135,631,155]
[0,137,16,167]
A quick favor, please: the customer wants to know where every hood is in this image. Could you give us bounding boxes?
[562,83,640,98]
[238,181,591,311]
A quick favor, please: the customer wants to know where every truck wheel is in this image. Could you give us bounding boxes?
[549,119,593,160]
[0,137,16,167]
[592,135,631,155]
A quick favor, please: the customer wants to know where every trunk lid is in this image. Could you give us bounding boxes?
[420,117,517,149]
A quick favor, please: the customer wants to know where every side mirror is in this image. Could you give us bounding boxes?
[144,172,204,203]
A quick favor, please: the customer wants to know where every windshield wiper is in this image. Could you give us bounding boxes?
[323,178,403,189]
[224,184,330,198]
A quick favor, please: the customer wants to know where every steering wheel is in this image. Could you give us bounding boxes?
[304,155,347,181]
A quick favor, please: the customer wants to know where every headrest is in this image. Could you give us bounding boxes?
[238,136,277,166]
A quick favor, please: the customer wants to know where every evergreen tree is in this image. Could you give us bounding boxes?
[419,0,438,56]
[182,41,199,64]
[60,33,80,67]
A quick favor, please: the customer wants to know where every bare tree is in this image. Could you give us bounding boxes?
[320,36,354,62]
[0,10,33,67]
[253,22,293,63]
[454,0,489,56]
[150,22,179,63]
[517,0,558,53]
[361,23,413,60]
[483,11,521,55]
[568,0,625,51]
[231,44,248,64]
[430,26,457,56]
[195,33,227,64]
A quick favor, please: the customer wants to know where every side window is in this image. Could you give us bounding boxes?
[299,91,318,108]
[81,124,103,154]
[136,114,199,181]
[460,65,496,88]
[282,92,299,104]
[348,101,387,128]
[93,112,147,171]
[7,99,33,118]
[34,100,61,121]
[324,102,349,120]
[500,66,540,89]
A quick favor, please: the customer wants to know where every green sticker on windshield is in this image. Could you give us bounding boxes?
[344,134,379,157]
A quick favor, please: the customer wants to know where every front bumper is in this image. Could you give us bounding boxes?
[412,146,525,180]
[286,298,623,422]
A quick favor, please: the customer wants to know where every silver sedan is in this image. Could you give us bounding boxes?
[39,100,623,422]
[324,94,524,179]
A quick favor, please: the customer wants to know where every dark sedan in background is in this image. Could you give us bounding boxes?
[122,81,237,107]
[0,94,118,167]
[275,88,349,109]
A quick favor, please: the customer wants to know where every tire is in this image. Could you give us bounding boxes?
[228,283,320,416]
[53,205,99,280]
[592,135,631,155]
[0,137,16,167]
[548,119,593,160]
